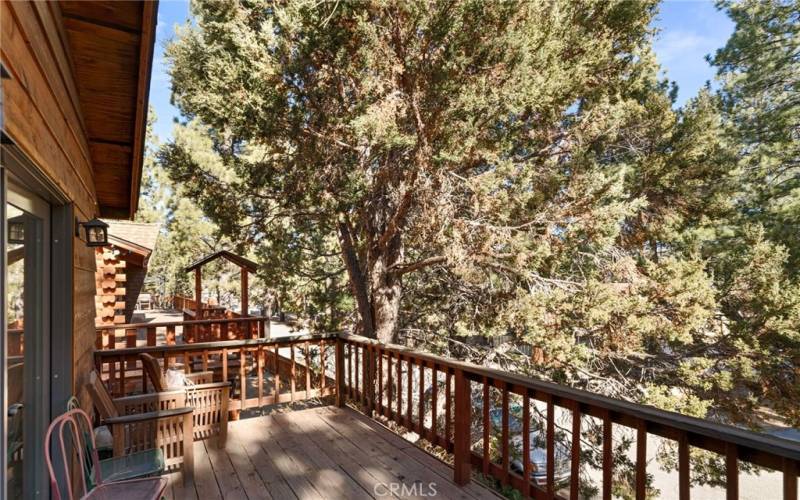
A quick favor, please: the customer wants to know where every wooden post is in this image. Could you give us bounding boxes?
[125,328,136,369]
[453,368,472,485]
[335,339,345,407]
[784,458,798,500]
[182,411,195,486]
[194,267,202,318]
[241,267,249,316]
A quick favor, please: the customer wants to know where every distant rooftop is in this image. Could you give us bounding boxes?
[103,220,161,254]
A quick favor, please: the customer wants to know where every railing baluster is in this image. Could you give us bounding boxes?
[320,339,326,391]
[347,343,353,400]
[418,360,425,435]
[125,328,136,368]
[678,430,690,500]
[274,343,280,404]
[360,345,367,407]
[523,393,531,499]
[407,357,413,427]
[290,343,296,403]
[445,371,452,449]
[546,395,555,498]
[335,339,344,407]
[120,356,126,397]
[146,326,156,346]
[501,386,510,485]
[387,351,393,419]
[257,345,264,407]
[305,341,311,399]
[603,410,612,500]
[636,420,647,500]
[396,353,403,423]
[239,347,247,407]
[354,343,359,401]
[222,347,229,387]
[366,345,375,412]
[377,347,384,414]
[482,376,490,476]
[431,365,438,442]
[108,357,116,395]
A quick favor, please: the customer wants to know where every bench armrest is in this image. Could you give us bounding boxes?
[103,407,193,425]
[188,381,231,391]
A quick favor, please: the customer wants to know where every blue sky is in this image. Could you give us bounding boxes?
[148,0,735,142]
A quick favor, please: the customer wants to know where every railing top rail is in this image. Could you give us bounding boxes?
[339,333,800,464]
[94,332,339,357]
[95,315,270,331]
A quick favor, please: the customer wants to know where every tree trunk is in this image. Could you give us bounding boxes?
[368,231,403,344]
[337,221,376,338]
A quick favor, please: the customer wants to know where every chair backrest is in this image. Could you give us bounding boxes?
[140,353,166,392]
[86,371,119,419]
[45,409,102,500]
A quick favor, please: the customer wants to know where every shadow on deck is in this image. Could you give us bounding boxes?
[163,405,501,500]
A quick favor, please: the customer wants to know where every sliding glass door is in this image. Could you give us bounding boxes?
[4,174,50,499]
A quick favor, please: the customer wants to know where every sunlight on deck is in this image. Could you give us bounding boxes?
[163,406,501,500]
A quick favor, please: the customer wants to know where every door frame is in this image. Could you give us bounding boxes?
[1,137,73,499]
[5,171,51,499]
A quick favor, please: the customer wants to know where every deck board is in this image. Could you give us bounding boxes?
[166,405,501,500]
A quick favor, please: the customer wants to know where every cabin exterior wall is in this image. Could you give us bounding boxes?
[1,0,100,412]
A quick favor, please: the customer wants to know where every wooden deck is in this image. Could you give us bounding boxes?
[163,405,501,500]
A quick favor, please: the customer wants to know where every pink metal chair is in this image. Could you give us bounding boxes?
[45,408,167,500]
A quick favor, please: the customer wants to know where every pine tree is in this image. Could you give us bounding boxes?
[713,0,800,270]
[162,0,661,343]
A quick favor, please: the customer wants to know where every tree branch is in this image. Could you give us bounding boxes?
[388,255,447,276]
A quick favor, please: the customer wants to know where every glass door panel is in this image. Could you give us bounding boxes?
[5,178,49,499]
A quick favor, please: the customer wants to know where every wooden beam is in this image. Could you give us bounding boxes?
[129,0,157,217]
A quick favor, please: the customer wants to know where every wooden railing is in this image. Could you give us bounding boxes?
[94,333,338,413]
[95,316,271,350]
[93,332,800,499]
[337,334,800,500]
[151,293,203,311]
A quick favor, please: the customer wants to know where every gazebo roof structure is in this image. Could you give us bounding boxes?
[185,250,258,274]
[186,250,258,317]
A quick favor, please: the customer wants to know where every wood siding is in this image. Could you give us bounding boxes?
[2,1,100,410]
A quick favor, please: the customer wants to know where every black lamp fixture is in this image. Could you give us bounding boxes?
[8,215,24,245]
[75,217,109,247]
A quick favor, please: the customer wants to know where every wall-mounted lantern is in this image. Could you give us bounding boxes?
[8,216,24,245]
[75,218,109,247]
